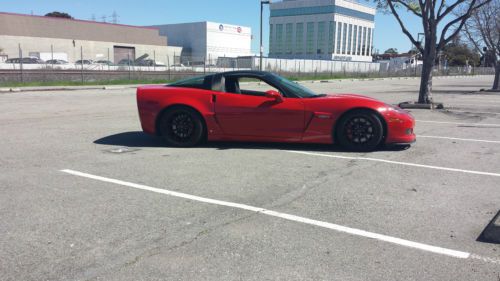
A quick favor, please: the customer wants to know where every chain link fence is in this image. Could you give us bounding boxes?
[0,44,496,85]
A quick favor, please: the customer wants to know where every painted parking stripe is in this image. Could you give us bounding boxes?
[61,169,469,259]
[285,151,500,177]
[416,120,500,127]
[419,135,500,144]
[446,110,500,115]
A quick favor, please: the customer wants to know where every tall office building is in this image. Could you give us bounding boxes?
[269,0,375,62]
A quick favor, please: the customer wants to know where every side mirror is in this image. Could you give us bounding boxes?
[265,90,283,102]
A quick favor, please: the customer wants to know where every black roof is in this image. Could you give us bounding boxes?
[217,70,271,77]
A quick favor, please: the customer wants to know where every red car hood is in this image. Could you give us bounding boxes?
[325,93,381,101]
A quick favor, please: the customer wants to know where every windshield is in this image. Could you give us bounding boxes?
[270,74,322,98]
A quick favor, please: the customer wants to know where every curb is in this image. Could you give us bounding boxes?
[0,75,492,92]
[399,102,444,109]
[0,85,140,93]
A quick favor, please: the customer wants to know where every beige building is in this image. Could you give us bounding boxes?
[0,12,181,64]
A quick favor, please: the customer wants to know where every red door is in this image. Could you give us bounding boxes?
[214,92,305,140]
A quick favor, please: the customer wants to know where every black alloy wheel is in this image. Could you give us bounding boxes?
[159,106,204,147]
[336,109,384,151]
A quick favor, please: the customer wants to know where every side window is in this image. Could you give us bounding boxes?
[224,76,282,97]
[169,76,209,90]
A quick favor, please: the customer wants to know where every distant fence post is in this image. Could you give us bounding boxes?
[51,44,54,69]
[127,53,131,81]
[18,43,23,83]
[80,46,84,84]
[167,54,171,81]
[108,48,110,71]
[153,50,156,72]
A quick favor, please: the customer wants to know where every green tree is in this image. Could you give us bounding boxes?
[442,42,480,66]
[377,0,492,104]
[462,0,500,90]
[384,48,399,54]
[45,12,73,19]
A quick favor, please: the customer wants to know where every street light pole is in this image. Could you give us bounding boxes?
[415,32,425,76]
[260,0,271,71]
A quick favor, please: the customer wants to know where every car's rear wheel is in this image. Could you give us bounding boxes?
[159,106,204,147]
[336,109,384,151]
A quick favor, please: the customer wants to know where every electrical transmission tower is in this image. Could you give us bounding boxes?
[111,11,119,24]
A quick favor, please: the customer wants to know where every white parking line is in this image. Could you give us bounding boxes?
[419,135,500,144]
[416,120,500,127]
[61,169,470,259]
[285,151,500,177]
[446,110,500,115]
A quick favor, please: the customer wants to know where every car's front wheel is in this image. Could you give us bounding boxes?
[336,109,384,151]
[159,106,205,147]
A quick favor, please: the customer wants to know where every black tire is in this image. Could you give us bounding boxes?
[336,109,384,152]
[158,106,205,147]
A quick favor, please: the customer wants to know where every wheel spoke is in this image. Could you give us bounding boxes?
[344,116,375,145]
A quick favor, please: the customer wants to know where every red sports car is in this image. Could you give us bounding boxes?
[137,71,415,151]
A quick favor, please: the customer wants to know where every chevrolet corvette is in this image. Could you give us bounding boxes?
[137,71,415,151]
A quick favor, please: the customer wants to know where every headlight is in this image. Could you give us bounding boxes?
[387,105,410,115]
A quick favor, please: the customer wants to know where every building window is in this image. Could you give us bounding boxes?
[317,21,326,54]
[362,27,367,56]
[342,23,347,54]
[353,26,361,56]
[328,21,336,54]
[285,23,293,54]
[269,24,274,54]
[367,27,372,56]
[336,23,342,54]
[276,24,283,54]
[306,22,315,54]
[371,28,374,55]
[359,26,366,56]
[347,24,353,55]
[296,23,304,54]
[351,25,356,56]
[357,26,362,55]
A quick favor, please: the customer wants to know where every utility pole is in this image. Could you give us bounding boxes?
[260,0,271,71]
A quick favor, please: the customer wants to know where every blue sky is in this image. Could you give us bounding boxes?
[0,0,423,54]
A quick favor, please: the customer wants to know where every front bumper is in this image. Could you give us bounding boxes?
[383,111,416,144]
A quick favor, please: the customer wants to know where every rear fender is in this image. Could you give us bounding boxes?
[154,95,223,136]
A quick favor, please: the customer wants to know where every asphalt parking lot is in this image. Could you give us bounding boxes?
[1,75,500,281]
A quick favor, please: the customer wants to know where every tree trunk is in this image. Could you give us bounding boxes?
[493,64,500,90]
[418,54,436,104]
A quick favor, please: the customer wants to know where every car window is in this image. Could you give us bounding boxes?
[269,73,321,98]
[168,75,211,90]
[224,76,282,97]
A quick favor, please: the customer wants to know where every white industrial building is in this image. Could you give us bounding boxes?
[150,22,252,63]
[269,0,375,62]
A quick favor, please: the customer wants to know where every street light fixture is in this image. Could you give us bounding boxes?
[416,32,425,50]
[260,0,271,71]
[414,32,425,76]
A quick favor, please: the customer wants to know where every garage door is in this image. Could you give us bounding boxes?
[113,46,135,64]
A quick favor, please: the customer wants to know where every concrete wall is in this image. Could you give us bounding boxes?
[0,35,181,64]
[239,56,380,73]
[205,22,252,59]
[151,22,252,61]
[152,22,207,60]
[0,12,167,45]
